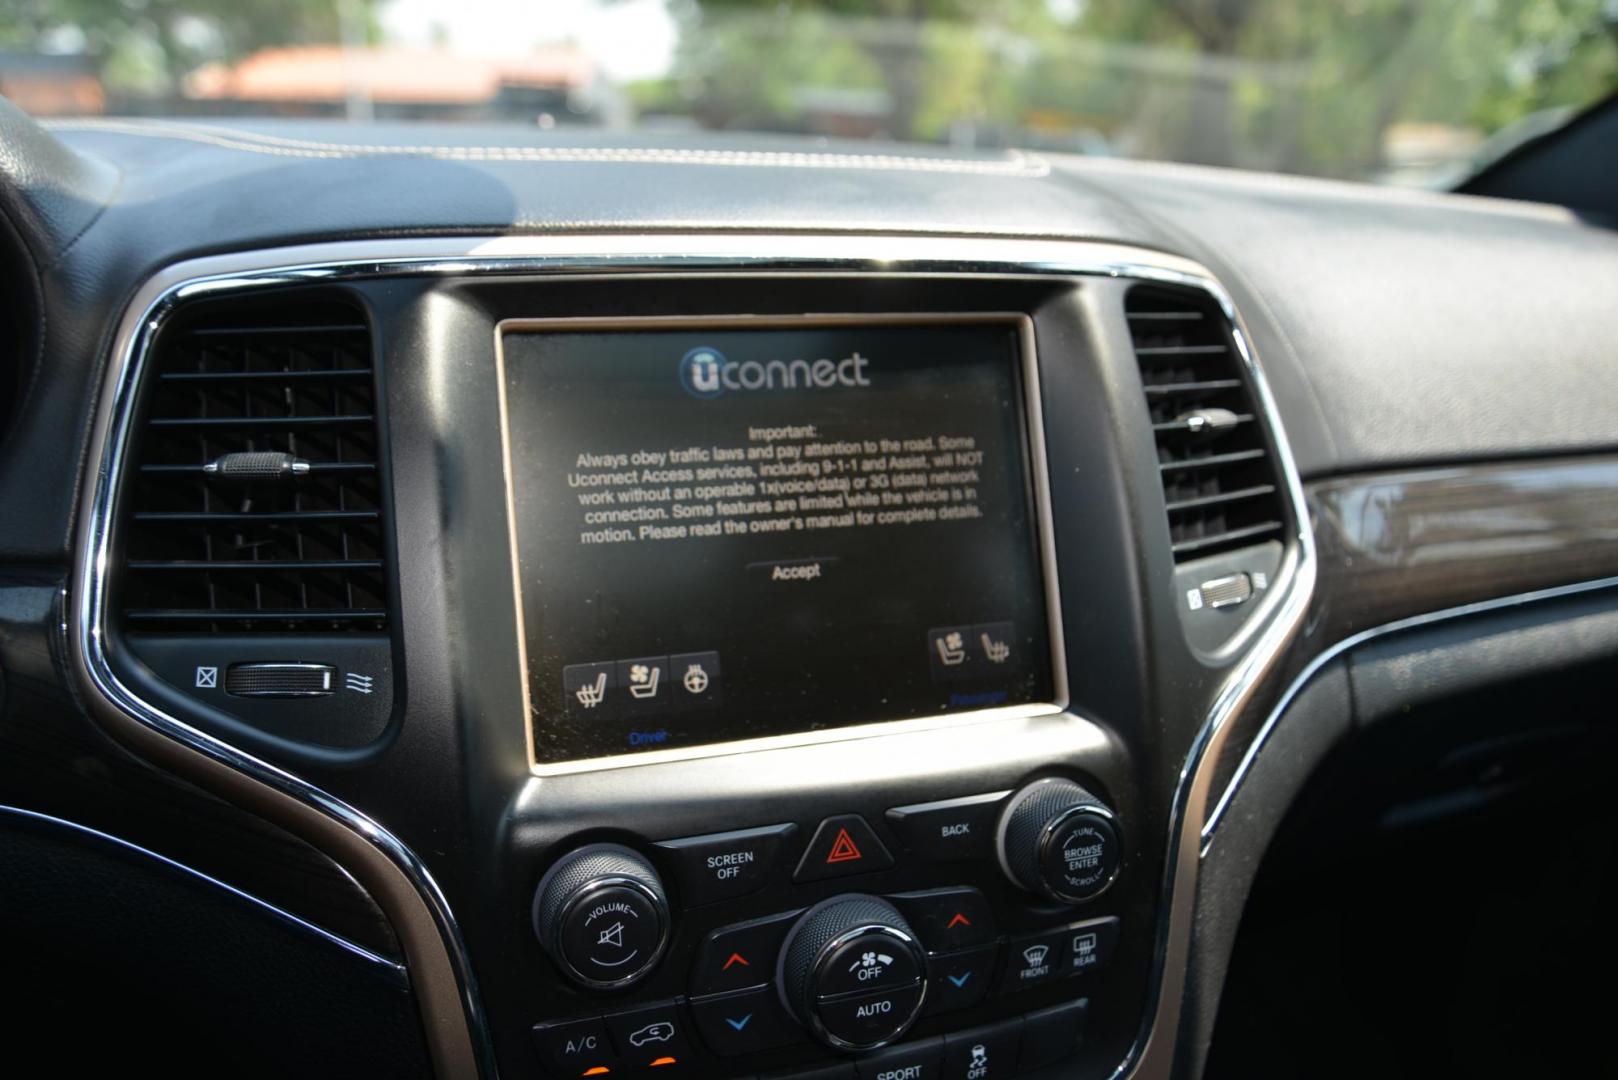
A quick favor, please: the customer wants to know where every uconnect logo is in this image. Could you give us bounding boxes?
[679,345,871,398]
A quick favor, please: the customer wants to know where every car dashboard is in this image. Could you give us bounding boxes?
[2,106,1617,1080]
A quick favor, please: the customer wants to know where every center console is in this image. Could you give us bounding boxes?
[528,774,1122,1077]
[497,303,1137,1078]
[78,236,1309,1080]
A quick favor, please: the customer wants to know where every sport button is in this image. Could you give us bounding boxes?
[854,1036,944,1080]
[793,815,894,883]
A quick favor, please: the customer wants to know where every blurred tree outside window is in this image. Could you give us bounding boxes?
[1,0,1614,186]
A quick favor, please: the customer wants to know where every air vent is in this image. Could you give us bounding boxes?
[1126,285,1286,562]
[119,299,389,632]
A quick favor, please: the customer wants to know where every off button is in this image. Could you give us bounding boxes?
[656,822,797,907]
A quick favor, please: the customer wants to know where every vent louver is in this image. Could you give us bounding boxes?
[119,299,389,632]
[1127,286,1286,562]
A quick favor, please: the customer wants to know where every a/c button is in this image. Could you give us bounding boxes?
[531,1016,618,1078]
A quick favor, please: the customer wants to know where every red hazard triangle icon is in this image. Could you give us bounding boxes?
[721,952,749,971]
[825,827,863,864]
[946,912,972,930]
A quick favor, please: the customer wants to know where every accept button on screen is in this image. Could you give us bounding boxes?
[748,555,839,584]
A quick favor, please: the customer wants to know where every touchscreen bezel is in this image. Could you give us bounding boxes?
[494,312,1069,775]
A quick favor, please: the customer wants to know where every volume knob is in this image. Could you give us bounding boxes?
[532,843,670,990]
[998,778,1122,904]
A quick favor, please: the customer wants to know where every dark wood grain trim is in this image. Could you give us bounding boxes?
[1204,455,1618,820]
[1310,456,1618,637]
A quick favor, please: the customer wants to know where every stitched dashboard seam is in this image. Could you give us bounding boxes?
[45,118,1051,177]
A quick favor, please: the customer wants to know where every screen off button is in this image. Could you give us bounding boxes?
[655,822,797,908]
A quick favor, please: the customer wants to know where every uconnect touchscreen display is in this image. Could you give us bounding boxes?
[498,316,1061,767]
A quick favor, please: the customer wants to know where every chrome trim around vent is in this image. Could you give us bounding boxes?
[0,803,407,984]
[73,234,1318,1080]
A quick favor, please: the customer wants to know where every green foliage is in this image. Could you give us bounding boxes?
[1,0,378,92]
[672,0,1616,178]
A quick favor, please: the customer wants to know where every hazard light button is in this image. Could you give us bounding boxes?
[793,815,895,883]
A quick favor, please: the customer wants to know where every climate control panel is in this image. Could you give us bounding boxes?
[527,778,1128,1078]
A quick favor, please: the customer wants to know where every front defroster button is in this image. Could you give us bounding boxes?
[998,927,1068,994]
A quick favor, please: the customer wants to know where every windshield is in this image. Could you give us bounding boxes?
[3,0,1614,186]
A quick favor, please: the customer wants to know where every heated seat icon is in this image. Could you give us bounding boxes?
[575,673,607,709]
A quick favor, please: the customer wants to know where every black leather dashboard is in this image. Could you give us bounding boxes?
[3,109,1617,563]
